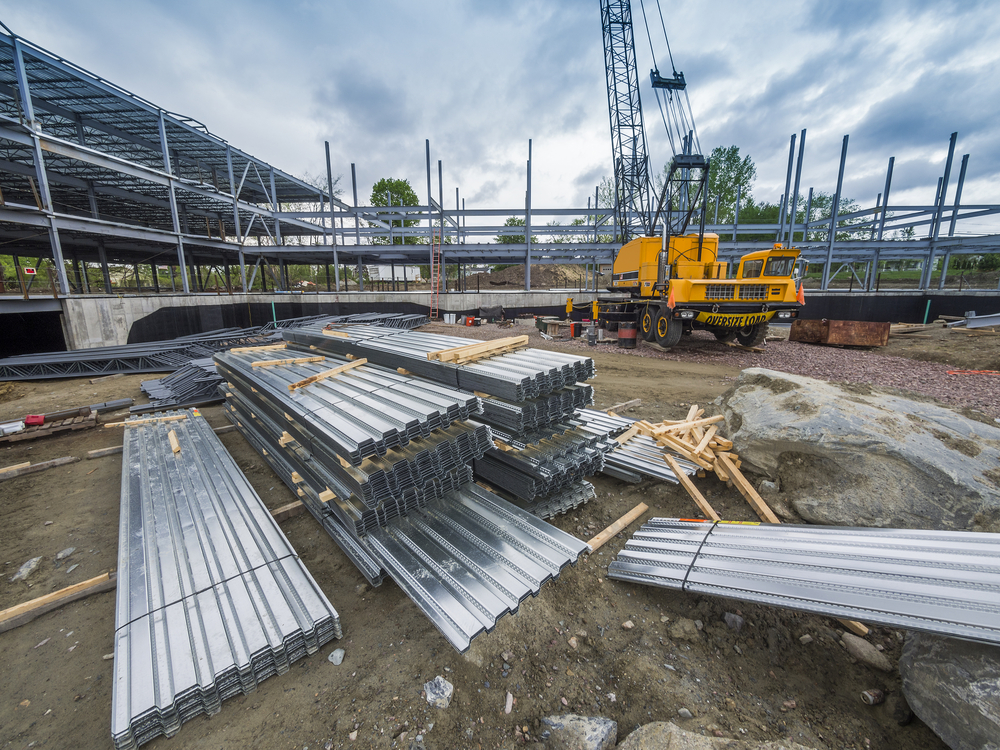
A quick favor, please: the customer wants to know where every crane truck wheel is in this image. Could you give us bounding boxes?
[736,322,769,348]
[654,307,683,348]
[712,329,738,343]
[639,308,656,341]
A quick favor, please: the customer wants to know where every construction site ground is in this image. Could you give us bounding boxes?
[4,320,998,750]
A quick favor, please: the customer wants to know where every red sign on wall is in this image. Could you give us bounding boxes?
[23,267,36,275]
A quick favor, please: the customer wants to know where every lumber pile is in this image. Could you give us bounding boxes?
[630,405,779,525]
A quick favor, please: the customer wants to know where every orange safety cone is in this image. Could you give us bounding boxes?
[796,282,805,305]
[666,285,676,309]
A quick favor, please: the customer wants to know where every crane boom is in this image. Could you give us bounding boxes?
[601,0,654,242]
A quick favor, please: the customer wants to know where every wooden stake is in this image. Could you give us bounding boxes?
[0,456,80,482]
[605,398,641,414]
[87,446,123,459]
[614,425,640,445]
[168,429,181,454]
[664,455,720,522]
[230,343,286,353]
[0,572,116,634]
[0,461,30,475]
[279,431,294,447]
[322,329,351,338]
[271,500,305,523]
[716,454,779,524]
[586,503,649,552]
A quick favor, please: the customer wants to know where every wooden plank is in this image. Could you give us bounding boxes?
[587,503,649,553]
[657,415,725,433]
[230,343,286,353]
[105,414,188,428]
[279,431,294,447]
[168,429,181,454]
[664,454,720,522]
[396,367,413,376]
[251,356,324,368]
[0,461,30,475]
[87,446,123,459]
[322,329,352,338]
[287,358,368,391]
[270,500,305,523]
[89,373,124,384]
[426,335,529,364]
[318,488,336,503]
[290,471,303,484]
[0,456,80,482]
[614,424,640,445]
[726,342,766,353]
[716,454,780,524]
[654,433,714,470]
[693,425,718,456]
[713,460,730,483]
[0,571,117,633]
[605,398,641,414]
[684,405,699,422]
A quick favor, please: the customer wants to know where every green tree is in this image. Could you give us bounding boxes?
[705,146,756,224]
[370,177,421,245]
[804,192,862,241]
[979,254,1000,272]
[495,217,537,244]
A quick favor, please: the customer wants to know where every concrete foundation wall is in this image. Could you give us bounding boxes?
[58,290,599,349]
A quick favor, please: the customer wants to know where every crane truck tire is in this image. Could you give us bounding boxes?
[712,329,738,343]
[639,307,657,342]
[654,307,683,348]
[736,322,769,348]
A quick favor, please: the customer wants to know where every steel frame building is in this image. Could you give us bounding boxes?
[2,25,999,299]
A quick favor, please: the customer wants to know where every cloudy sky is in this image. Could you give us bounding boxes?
[4,0,999,231]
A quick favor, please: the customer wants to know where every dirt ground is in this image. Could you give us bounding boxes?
[0,326,974,750]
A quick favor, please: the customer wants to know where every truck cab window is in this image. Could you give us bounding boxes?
[764,256,794,277]
[741,259,763,278]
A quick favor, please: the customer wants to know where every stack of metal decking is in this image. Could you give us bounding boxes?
[575,408,700,485]
[215,344,589,652]
[112,410,341,750]
[283,325,595,400]
[133,358,222,413]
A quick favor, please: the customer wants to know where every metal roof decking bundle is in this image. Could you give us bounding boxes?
[573,408,700,484]
[112,410,341,750]
[364,484,589,653]
[222,392,485,535]
[223,386,588,653]
[607,519,1000,646]
[132,358,223,414]
[214,349,481,464]
[283,327,596,401]
[504,480,598,519]
[479,384,594,435]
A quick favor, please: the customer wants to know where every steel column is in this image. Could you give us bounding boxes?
[821,135,849,290]
[158,111,189,293]
[525,139,532,291]
[924,132,957,290]
[788,129,806,245]
[225,146,247,293]
[324,141,341,291]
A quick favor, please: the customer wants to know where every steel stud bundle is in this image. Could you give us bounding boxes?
[133,358,222,413]
[112,410,341,750]
[608,518,1000,645]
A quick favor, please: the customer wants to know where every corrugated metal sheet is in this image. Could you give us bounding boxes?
[112,410,341,750]
[282,326,596,401]
[608,518,1000,645]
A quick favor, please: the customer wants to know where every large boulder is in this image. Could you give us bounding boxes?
[616,721,813,749]
[716,368,1000,530]
[900,632,1000,750]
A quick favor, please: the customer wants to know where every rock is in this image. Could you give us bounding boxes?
[10,556,42,582]
[622,620,634,630]
[842,633,892,672]
[423,676,453,709]
[900,631,1000,750]
[55,547,75,560]
[677,708,693,719]
[539,714,617,750]
[669,618,701,642]
[505,691,513,714]
[798,634,813,644]
[884,693,913,726]
[327,648,345,665]
[568,636,579,650]
[717,369,1000,530]
[66,564,79,574]
[724,612,744,632]
[348,730,357,741]
[759,480,780,494]
[617,721,814,749]
[102,653,114,661]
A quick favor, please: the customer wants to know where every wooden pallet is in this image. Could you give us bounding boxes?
[0,414,98,443]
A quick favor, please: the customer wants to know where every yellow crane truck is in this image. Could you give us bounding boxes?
[602,232,803,349]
